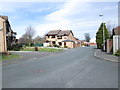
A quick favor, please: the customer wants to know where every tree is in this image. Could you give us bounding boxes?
[33,36,45,43]
[106,21,116,38]
[96,23,110,49]
[26,26,36,46]
[18,26,36,46]
[84,33,90,42]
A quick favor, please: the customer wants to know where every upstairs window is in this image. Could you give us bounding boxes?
[57,36,62,39]
[47,36,50,38]
[51,35,55,38]
[64,36,68,39]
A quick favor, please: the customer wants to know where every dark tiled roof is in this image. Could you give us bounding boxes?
[58,30,72,36]
[0,15,8,21]
[113,26,120,35]
[46,30,61,35]
[46,30,74,36]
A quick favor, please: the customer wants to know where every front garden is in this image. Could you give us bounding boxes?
[19,47,63,52]
[7,43,63,52]
[115,49,120,56]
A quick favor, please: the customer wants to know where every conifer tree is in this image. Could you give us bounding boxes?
[96,23,110,49]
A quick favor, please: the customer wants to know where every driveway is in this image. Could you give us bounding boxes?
[2,46,118,88]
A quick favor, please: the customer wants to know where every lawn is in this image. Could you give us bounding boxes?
[20,48,63,52]
[0,54,21,61]
[39,48,63,52]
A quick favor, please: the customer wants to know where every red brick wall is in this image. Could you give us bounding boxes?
[106,39,113,53]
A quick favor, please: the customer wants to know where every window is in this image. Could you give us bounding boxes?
[47,36,50,38]
[52,41,56,44]
[64,36,68,39]
[51,35,55,38]
[57,36,62,39]
[59,42,62,46]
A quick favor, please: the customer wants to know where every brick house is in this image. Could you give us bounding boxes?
[0,15,17,53]
[44,30,81,48]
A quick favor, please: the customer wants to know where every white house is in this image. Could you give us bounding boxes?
[112,26,120,54]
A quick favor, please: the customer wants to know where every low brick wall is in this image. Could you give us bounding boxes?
[106,39,113,53]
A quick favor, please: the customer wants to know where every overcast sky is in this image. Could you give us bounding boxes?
[0,0,118,40]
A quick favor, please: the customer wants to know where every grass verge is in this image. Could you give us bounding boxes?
[0,54,21,61]
[39,48,63,52]
[20,48,63,52]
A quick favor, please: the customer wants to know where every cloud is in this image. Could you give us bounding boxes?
[0,2,117,40]
[34,1,118,40]
[34,1,90,39]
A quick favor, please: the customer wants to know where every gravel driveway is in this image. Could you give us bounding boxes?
[2,51,65,65]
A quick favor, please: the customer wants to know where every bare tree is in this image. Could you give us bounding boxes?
[106,21,116,37]
[18,25,36,46]
[33,36,45,43]
[84,33,90,42]
[25,26,36,46]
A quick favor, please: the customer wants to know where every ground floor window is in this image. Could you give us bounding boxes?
[52,41,56,45]
[58,42,62,46]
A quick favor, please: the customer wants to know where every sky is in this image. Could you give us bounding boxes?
[0,0,118,41]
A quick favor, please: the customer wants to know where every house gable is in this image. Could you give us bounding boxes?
[113,26,120,35]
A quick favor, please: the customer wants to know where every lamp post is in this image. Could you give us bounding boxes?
[99,14,105,51]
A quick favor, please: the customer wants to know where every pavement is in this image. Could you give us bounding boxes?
[94,48,119,63]
[2,46,118,88]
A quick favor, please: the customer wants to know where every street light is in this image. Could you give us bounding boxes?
[99,14,105,51]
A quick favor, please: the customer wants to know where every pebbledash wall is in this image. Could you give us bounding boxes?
[113,35,120,54]
[0,17,7,53]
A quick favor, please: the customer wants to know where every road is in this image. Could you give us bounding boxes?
[2,46,118,88]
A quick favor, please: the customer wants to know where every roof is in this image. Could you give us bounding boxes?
[113,26,120,35]
[46,30,61,35]
[46,30,74,36]
[74,37,79,40]
[62,39,75,42]
[0,15,8,21]
[58,30,74,36]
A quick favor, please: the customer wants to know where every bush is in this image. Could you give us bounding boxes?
[49,45,52,47]
[64,46,68,48]
[7,44,22,51]
[31,43,34,46]
[13,48,20,51]
[53,44,60,48]
[115,49,120,56]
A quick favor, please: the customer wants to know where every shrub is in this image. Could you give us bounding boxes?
[64,46,68,48]
[53,44,60,48]
[115,49,120,56]
[13,48,20,51]
[49,45,52,47]
[7,44,22,51]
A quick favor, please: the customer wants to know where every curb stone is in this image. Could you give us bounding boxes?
[94,51,119,63]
